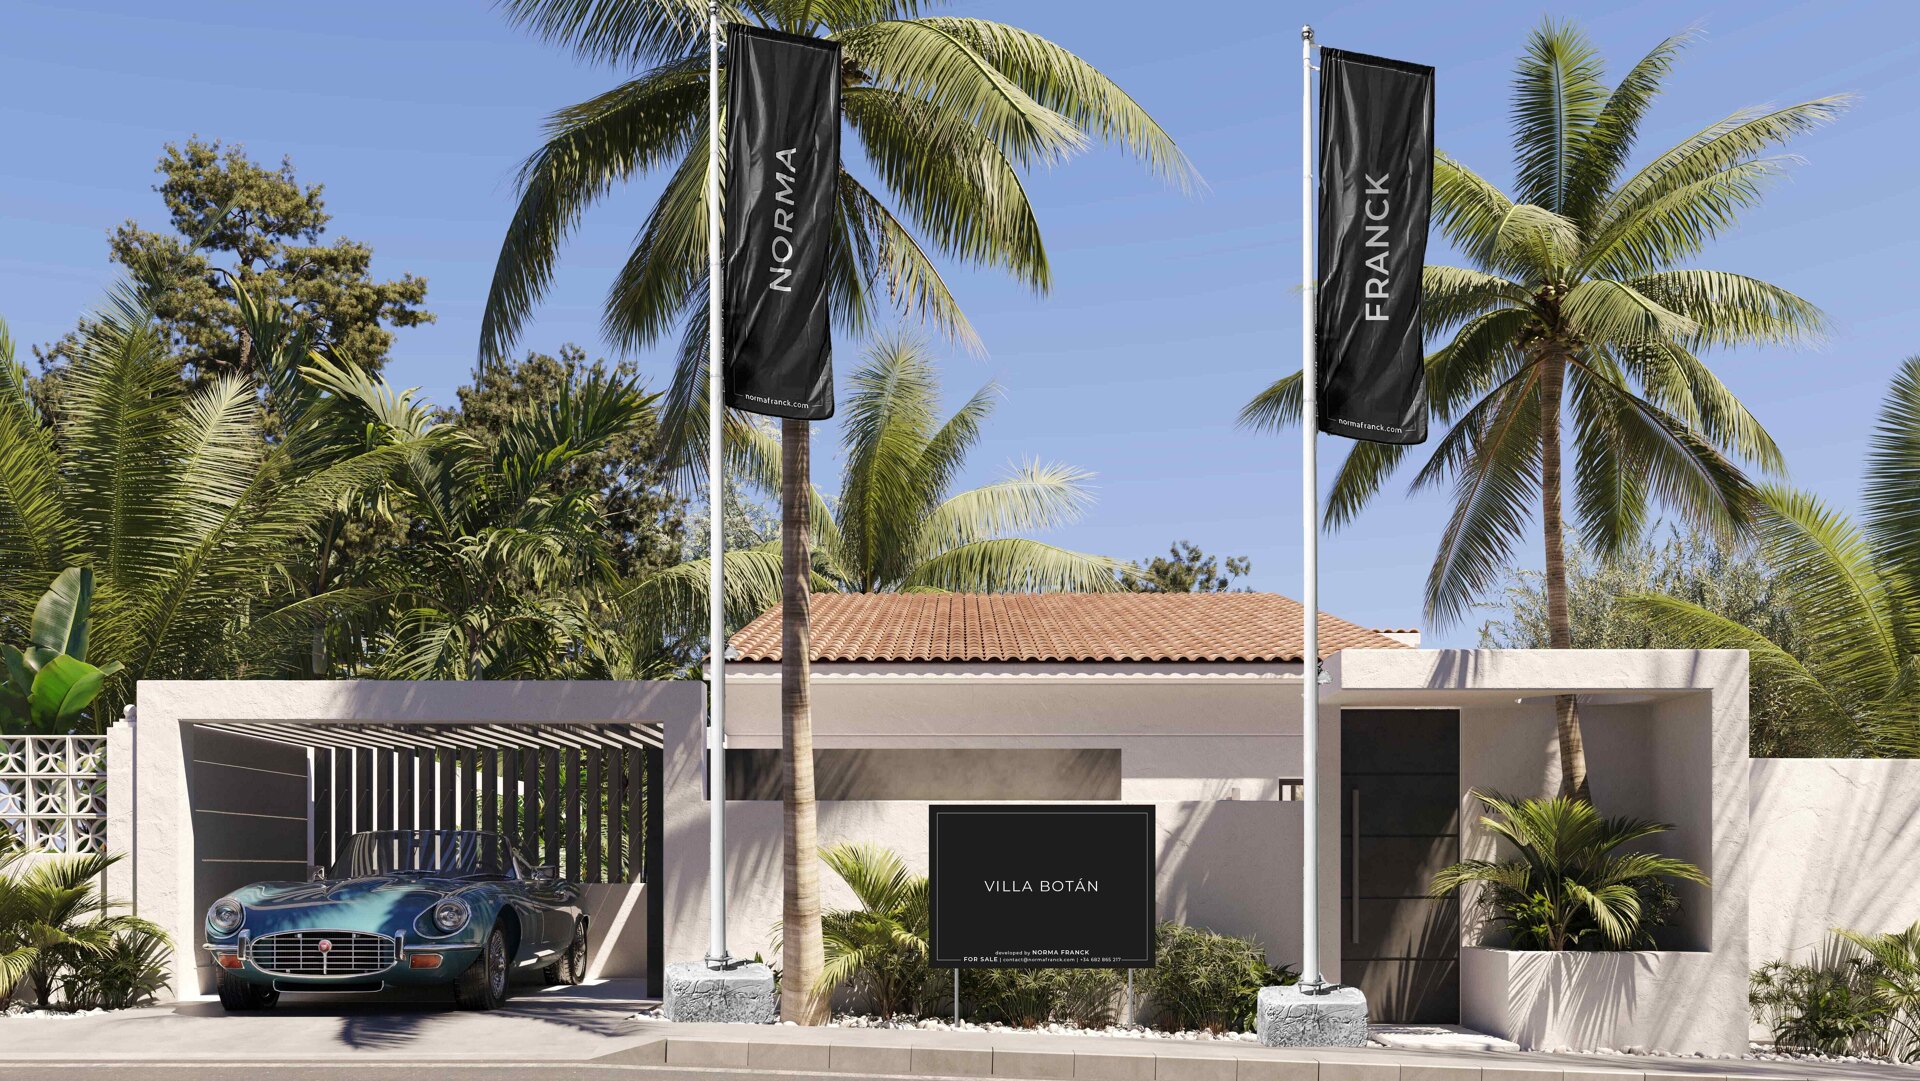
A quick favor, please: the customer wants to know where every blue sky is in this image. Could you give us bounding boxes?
[5,0,1918,645]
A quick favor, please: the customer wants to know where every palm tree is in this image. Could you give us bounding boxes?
[1626,356,1920,757]
[0,286,437,722]
[807,335,1125,592]
[485,1,1189,1020]
[1242,22,1843,799]
[1431,791,1708,951]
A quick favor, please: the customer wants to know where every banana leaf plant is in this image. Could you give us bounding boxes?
[1,568,124,734]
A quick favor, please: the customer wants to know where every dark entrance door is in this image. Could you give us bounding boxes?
[1340,709,1459,1023]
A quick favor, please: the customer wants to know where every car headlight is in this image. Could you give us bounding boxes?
[208,897,244,935]
[432,897,471,934]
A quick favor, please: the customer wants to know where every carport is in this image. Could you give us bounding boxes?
[105,680,702,999]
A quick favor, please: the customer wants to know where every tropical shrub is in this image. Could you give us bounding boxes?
[0,849,167,1010]
[56,923,172,1010]
[1751,937,1891,1058]
[808,842,929,1020]
[1137,921,1295,1033]
[1433,791,1708,951]
[1,568,123,735]
[1838,922,1920,1060]
[939,966,1124,1029]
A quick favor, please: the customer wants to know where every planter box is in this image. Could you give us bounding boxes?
[1460,947,1742,1056]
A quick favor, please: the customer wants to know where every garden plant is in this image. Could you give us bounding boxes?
[1751,922,1920,1062]
[1432,790,1706,951]
[0,845,169,1011]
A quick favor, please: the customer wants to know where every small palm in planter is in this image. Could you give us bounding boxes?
[1433,792,1709,951]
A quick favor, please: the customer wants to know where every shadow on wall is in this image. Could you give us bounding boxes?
[667,796,1301,970]
[1750,758,1920,962]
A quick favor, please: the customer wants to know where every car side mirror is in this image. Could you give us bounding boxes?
[309,865,327,881]
[533,865,558,883]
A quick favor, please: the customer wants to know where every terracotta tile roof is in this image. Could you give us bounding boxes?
[728,593,1409,664]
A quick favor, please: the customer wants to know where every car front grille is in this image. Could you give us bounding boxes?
[249,931,395,978]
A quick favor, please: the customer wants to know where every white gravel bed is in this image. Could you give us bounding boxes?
[821,1014,1262,1041]
[0,1003,115,1019]
[632,1007,1263,1041]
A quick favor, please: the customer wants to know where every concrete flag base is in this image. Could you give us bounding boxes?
[1255,983,1369,1047]
[660,961,778,1024]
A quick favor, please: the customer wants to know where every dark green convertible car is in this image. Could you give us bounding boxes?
[202,829,586,1011]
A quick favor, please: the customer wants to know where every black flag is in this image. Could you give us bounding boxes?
[722,25,841,420]
[1316,47,1433,445]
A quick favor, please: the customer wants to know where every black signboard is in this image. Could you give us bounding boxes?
[929,805,1155,968]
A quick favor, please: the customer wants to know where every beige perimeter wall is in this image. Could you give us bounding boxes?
[1748,757,1920,966]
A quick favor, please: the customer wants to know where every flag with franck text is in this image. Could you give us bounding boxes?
[1316,47,1433,445]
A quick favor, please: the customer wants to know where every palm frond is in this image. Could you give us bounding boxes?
[1424,371,1542,627]
[1595,95,1853,240]
[1562,29,1694,224]
[1611,339,1785,473]
[1423,265,1530,337]
[1750,484,1904,690]
[1584,158,1795,280]
[1325,440,1413,531]
[1621,591,1854,738]
[1559,278,1696,347]
[1865,355,1920,591]
[1566,360,1758,542]
[1431,153,1579,277]
[601,116,711,355]
[915,460,1095,559]
[903,537,1126,593]
[842,85,1050,292]
[1567,355,1650,561]
[1236,371,1300,434]
[1510,20,1610,214]
[908,17,1199,190]
[493,0,723,69]
[482,56,708,360]
[836,19,1088,172]
[0,324,73,597]
[838,171,983,351]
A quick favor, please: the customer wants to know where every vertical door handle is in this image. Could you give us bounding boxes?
[1351,786,1361,945]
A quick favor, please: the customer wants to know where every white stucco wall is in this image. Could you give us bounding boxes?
[665,661,1322,975]
[1748,757,1920,966]
[1325,649,1751,1055]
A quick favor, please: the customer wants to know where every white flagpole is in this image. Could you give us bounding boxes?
[1298,23,1324,991]
[705,0,733,970]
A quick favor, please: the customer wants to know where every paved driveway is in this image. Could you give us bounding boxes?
[0,979,657,1064]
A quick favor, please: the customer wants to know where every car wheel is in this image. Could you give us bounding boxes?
[216,970,277,1012]
[455,925,510,1011]
[544,919,588,986]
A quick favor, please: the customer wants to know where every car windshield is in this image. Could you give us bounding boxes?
[329,830,517,880]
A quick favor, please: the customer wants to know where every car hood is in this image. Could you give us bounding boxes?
[231,876,478,911]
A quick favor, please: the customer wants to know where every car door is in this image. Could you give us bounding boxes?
[510,842,569,956]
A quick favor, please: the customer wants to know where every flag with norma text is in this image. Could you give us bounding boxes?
[722,24,841,420]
